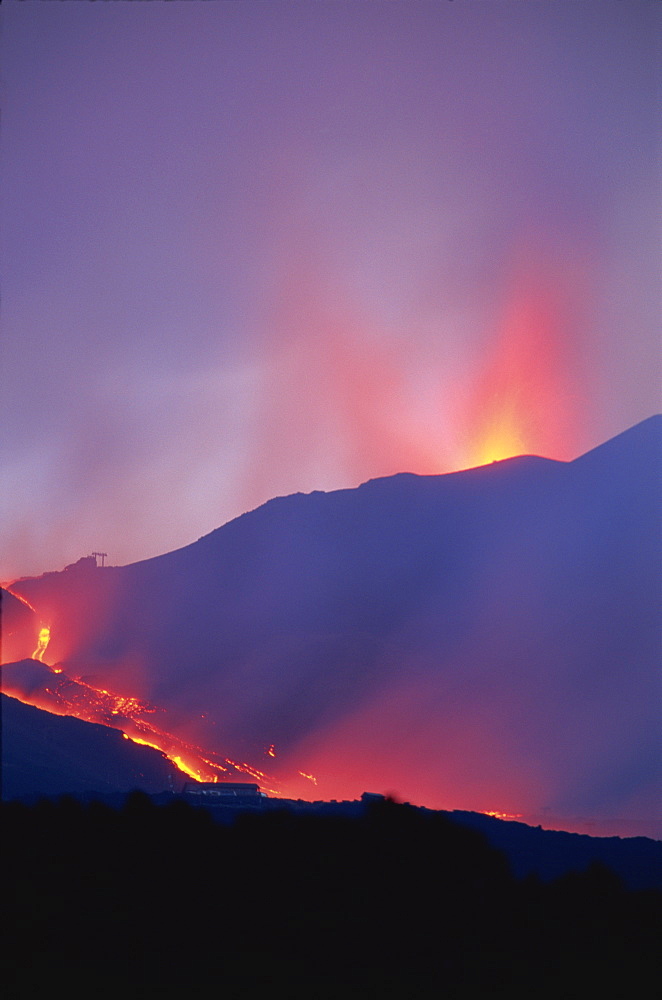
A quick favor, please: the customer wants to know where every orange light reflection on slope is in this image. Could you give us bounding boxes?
[271,669,544,820]
[2,652,294,792]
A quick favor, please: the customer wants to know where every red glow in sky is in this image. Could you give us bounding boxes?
[0,2,659,581]
[1,5,659,849]
[463,252,586,467]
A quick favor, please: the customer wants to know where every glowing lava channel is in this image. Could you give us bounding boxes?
[482,810,523,821]
[32,626,51,662]
[3,631,311,793]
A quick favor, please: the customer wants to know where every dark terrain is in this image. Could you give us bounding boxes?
[3,793,660,998]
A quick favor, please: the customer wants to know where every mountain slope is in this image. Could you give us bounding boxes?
[6,416,661,835]
[0,587,39,665]
[1,691,181,799]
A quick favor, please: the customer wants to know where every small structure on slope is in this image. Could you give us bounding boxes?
[183,782,267,806]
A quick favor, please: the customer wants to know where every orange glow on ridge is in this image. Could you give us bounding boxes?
[482,811,523,821]
[462,258,581,468]
[170,756,206,783]
[1,659,297,790]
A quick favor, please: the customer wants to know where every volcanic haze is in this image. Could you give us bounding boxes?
[4,417,661,837]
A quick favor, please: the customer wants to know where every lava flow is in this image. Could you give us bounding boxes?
[482,810,523,821]
[32,626,51,662]
[1,646,310,794]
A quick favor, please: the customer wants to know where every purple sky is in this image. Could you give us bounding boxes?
[2,1,660,582]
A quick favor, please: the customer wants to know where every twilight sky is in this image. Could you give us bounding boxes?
[2,0,660,582]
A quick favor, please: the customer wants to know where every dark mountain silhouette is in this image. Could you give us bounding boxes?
[3,793,660,998]
[2,686,659,891]
[447,808,662,891]
[0,692,180,798]
[5,415,661,836]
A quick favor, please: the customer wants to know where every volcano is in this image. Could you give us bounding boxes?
[0,691,181,799]
[3,416,661,836]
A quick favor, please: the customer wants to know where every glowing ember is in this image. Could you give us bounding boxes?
[32,626,51,662]
[483,811,523,821]
[298,771,317,785]
[170,756,207,782]
[200,757,229,775]
[123,734,160,751]
[6,589,38,614]
[226,759,267,781]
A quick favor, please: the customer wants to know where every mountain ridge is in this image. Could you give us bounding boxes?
[4,414,661,836]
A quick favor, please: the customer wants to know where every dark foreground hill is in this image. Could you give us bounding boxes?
[2,794,660,999]
[0,692,181,798]
[447,808,661,891]
[7,415,662,835]
[2,688,659,895]
[268,797,662,892]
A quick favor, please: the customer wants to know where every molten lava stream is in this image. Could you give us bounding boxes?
[32,626,51,662]
[10,658,294,788]
[3,624,313,794]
